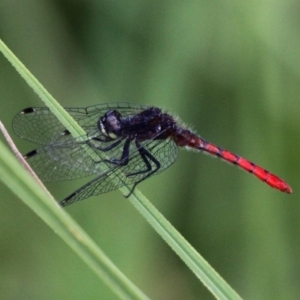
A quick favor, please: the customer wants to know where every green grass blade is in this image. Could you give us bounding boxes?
[0,38,243,299]
[125,188,242,300]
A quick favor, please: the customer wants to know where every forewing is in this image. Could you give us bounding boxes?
[12,103,149,145]
[13,107,89,145]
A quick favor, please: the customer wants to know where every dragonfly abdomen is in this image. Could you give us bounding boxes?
[174,129,292,194]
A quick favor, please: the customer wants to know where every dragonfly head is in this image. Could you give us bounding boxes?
[98,110,122,139]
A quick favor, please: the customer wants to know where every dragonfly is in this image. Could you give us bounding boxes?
[13,102,292,207]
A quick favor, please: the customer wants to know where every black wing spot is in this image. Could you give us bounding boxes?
[21,108,35,114]
[61,130,71,136]
[24,149,38,159]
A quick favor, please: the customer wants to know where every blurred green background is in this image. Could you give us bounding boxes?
[0,1,299,299]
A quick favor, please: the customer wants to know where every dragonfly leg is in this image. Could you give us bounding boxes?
[104,138,131,166]
[87,137,125,164]
[125,140,161,197]
[89,137,123,151]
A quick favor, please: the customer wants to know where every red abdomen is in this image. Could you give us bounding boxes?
[173,130,292,194]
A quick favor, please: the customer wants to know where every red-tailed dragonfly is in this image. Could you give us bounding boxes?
[13,103,292,206]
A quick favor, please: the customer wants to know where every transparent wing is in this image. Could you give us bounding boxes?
[12,102,149,145]
[60,137,178,206]
[25,137,113,182]
[24,119,149,181]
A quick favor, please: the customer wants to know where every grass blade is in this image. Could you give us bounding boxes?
[126,188,242,300]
